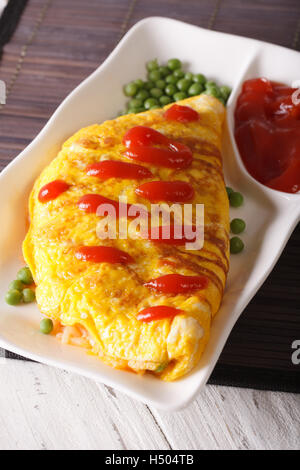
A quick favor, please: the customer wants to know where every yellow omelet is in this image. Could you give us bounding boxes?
[23,95,229,381]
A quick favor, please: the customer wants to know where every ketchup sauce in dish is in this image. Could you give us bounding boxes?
[235,78,300,193]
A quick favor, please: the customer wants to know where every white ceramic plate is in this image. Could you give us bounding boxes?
[0,17,299,411]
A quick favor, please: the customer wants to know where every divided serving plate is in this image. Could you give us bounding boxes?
[0,17,299,410]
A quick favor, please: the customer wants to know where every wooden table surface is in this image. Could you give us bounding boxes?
[0,0,299,450]
[0,359,299,450]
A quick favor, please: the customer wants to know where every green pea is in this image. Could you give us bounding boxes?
[128,98,143,109]
[144,98,159,109]
[134,79,145,89]
[229,191,244,207]
[188,82,203,96]
[123,82,138,97]
[136,89,149,101]
[204,86,220,98]
[17,266,33,285]
[226,186,234,198]
[149,105,161,110]
[5,289,22,306]
[146,59,159,71]
[155,79,166,90]
[155,362,169,373]
[22,288,36,303]
[177,79,192,92]
[158,66,170,77]
[173,69,184,79]
[230,218,246,234]
[128,107,145,114]
[230,237,244,254]
[204,86,220,99]
[150,88,163,98]
[165,84,177,96]
[159,95,172,105]
[184,72,194,81]
[165,74,177,85]
[144,81,155,90]
[193,73,206,85]
[220,85,231,101]
[40,318,54,335]
[9,280,24,291]
[173,91,187,101]
[148,70,161,82]
[167,58,182,70]
[205,80,217,89]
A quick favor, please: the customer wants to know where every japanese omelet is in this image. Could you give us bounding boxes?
[23,95,229,381]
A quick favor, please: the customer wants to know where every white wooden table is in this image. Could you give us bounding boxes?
[0,359,299,450]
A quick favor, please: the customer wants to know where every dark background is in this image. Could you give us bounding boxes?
[0,0,299,392]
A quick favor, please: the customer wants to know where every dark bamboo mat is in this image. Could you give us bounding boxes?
[0,0,299,393]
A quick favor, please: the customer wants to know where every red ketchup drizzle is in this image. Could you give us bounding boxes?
[86,160,152,180]
[38,180,70,203]
[123,126,193,169]
[164,104,199,123]
[235,78,300,193]
[75,246,133,264]
[137,306,182,323]
[135,180,194,202]
[144,274,208,294]
[77,194,147,217]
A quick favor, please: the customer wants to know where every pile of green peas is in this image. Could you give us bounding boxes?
[122,58,231,115]
[5,266,35,306]
[6,265,54,334]
[226,187,246,254]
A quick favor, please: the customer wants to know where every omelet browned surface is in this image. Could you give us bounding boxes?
[23,95,229,381]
